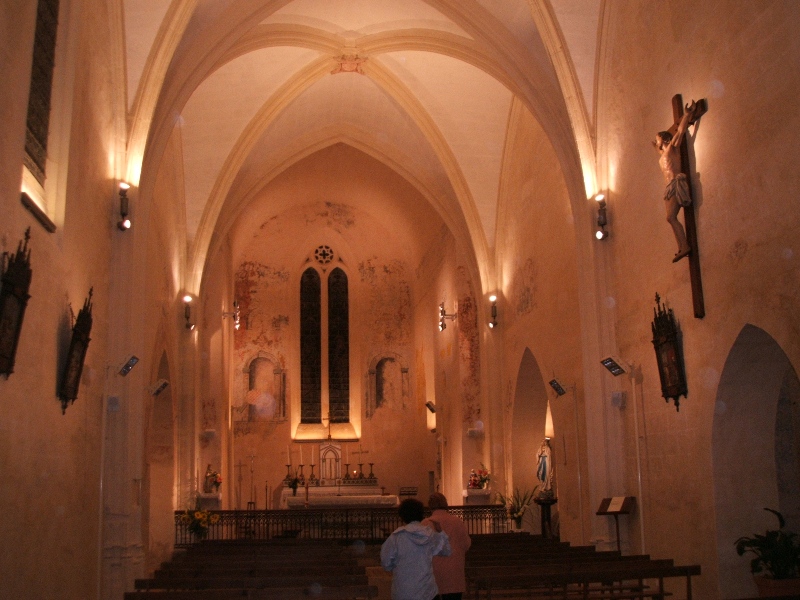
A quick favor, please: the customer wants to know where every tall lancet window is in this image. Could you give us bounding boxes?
[25,0,60,186]
[300,248,351,425]
[328,268,350,423]
[300,269,322,423]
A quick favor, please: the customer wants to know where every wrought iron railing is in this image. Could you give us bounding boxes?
[175,505,509,547]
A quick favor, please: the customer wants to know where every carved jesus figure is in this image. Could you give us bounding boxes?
[654,100,701,263]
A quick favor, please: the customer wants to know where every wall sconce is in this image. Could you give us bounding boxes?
[488,294,498,328]
[117,182,131,231]
[594,193,608,240]
[438,302,456,331]
[222,300,240,330]
[600,356,627,376]
[183,295,195,330]
[548,379,566,396]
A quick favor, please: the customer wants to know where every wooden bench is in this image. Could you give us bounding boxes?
[135,573,370,591]
[124,584,379,599]
[467,561,701,600]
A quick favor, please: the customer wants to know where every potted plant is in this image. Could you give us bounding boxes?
[735,508,800,597]
[496,488,535,531]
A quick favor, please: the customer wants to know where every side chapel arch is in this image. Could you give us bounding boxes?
[510,348,550,530]
[713,324,800,598]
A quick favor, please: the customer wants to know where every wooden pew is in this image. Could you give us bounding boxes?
[467,560,701,600]
[135,572,370,591]
[124,585,378,599]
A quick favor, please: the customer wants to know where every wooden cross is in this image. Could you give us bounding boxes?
[665,94,708,319]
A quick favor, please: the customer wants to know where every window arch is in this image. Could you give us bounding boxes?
[300,263,350,424]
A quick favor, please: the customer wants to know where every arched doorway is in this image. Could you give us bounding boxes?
[144,351,176,572]
[511,348,550,531]
[713,324,800,598]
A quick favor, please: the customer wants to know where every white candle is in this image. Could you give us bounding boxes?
[345,445,349,463]
[287,445,291,465]
[301,445,304,465]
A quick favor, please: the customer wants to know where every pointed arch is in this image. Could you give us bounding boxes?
[509,347,549,530]
[713,324,800,598]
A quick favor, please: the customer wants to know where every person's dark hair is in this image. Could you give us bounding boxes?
[657,130,672,145]
[398,498,424,523]
[428,492,449,510]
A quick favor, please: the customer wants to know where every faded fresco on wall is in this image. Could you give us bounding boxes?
[305,201,356,231]
[457,266,480,425]
[513,257,538,316]
[358,257,413,347]
[232,260,291,436]
[235,261,290,348]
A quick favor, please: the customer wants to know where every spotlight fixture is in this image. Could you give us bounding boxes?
[222,300,241,330]
[548,379,566,396]
[117,182,131,231]
[600,356,627,376]
[488,294,498,328]
[118,355,139,376]
[184,296,195,331]
[149,378,169,396]
[438,302,456,331]
[425,401,437,413]
[594,193,608,240]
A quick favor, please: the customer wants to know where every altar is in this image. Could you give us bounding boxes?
[280,484,399,509]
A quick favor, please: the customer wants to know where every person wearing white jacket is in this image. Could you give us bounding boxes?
[381,498,452,600]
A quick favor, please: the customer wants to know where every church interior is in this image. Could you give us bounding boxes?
[2,1,799,599]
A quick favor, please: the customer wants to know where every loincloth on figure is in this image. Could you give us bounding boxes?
[664,173,691,207]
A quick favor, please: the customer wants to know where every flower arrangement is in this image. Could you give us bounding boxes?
[203,465,222,493]
[180,508,220,538]
[497,488,535,527]
[468,464,491,489]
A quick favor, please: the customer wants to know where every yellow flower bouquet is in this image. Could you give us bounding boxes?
[180,508,220,538]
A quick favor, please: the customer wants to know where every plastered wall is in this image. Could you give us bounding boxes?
[596,2,800,597]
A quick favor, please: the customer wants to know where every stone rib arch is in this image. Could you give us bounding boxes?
[200,128,481,309]
[190,59,485,294]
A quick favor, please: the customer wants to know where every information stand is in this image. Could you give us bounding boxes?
[596,496,635,553]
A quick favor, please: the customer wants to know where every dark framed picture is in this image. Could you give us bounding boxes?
[58,289,93,413]
[0,229,32,377]
[651,293,688,411]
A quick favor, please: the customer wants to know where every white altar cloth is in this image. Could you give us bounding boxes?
[280,484,398,509]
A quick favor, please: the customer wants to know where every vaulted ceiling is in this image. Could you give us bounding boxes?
[123,0,602,290]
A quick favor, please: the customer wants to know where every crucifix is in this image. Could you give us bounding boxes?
[654,94,708,318]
